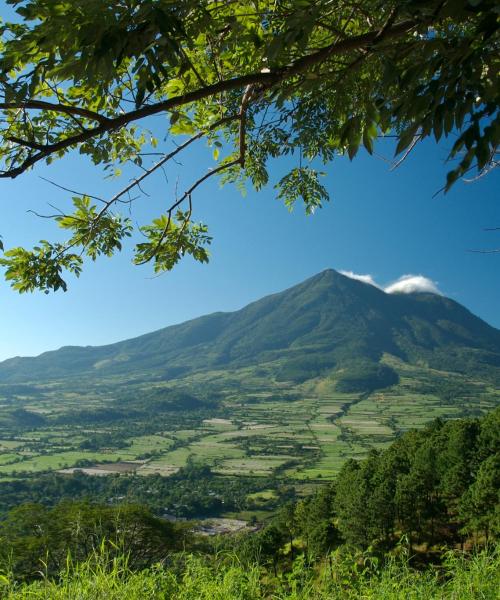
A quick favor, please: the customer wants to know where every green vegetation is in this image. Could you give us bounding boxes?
[0,410,497,584]
[1,545,498,599]
[334,408,500,549]
[334,360,399,393]
[0,409,496,599]
[0,463,296,520]
[0,358,496,487]
[0,502,185,582]
[0,351,497,490]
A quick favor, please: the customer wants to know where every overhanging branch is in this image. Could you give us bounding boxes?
[49,113,240,263]
[0,17,423,179]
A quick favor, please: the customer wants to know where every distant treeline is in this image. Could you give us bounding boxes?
[0,462,292,519]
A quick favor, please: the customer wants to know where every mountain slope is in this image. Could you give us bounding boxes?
[1,269,500,384]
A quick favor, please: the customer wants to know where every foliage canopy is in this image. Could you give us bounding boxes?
[0,0,498,291]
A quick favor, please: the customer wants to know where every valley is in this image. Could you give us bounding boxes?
[0,269,499,520]
[0,354,497,486]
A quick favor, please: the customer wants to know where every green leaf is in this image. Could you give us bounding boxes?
[275,167,329,215]
[395,126,418,156]
[362,122,377,155]
[475,139,490,170]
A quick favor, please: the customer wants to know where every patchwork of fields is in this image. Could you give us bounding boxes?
[0,354,498,483]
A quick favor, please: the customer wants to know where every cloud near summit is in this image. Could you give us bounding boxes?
[340,270,442,295]
[385,275,442,295]
[339,271,381,289]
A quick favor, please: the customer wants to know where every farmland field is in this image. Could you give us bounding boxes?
[0,353,498,485]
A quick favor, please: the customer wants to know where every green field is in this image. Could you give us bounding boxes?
[0,353,498,483]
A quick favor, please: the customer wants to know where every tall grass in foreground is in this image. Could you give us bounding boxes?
[1,545,498,599]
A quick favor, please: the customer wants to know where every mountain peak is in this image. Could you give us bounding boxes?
[0,270,499,384]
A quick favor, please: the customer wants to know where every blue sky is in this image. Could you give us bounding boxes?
[1,126,499,362]
[0,0,498,360]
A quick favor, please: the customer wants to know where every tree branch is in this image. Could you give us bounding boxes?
[136,158,240,265]
[238,84,255,167]
[0,100,111,124]
[94,113,239,222]
[0,18,423,179]
[5,135,47,151]
[48,114,239,263]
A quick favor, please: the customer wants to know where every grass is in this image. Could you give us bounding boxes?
[1,545,498,599]
[246,489,277,501]
[0,454,19,465]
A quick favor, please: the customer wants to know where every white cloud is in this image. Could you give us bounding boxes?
[339,269,443,295]
[384,275,441,295]
[339,270,381,288]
